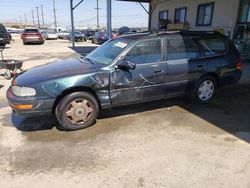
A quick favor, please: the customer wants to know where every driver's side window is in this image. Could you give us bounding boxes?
[125,39,162,65]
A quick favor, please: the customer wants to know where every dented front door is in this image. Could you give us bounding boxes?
[110,39,167,105]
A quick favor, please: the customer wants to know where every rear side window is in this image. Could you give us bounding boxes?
[126,39,162,65]
[199,38,227,56]
[166,35,198,61]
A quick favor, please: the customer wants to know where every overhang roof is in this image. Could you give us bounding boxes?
[117,0,150,3]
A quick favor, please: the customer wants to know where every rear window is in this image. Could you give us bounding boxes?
[24,29,39,33]
[199,38,227,56]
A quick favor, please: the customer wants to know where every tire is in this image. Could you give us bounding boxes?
[191,76,217,104]
[55,92,99,131]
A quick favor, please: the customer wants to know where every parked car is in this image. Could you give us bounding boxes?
[6,32,12,44]
[21,28,44,45]
[68,32,86,42]
[43,30,58,40]
[92,31,116,44]
[0,24,9,45]
[58,30,70,39]
[7,31,242,131]
[84,30,95,40]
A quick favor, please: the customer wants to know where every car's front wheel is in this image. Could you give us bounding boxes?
[192,76,217,104]
[55,92,99,131]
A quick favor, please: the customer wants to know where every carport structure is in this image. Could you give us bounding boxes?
[69,0,150,48]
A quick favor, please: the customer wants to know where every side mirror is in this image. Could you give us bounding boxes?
[116,59,136,70]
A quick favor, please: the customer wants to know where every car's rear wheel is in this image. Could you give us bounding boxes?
[55,92,99,131]
[192,76,217,104]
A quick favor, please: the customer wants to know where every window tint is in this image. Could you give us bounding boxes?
[126,40,162,64]
[166,36,198,60]
[199,38,227,56]
[196,2,214,26]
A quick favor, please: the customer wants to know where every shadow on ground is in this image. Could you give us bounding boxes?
[11,83,250,143]
[69,46,97,56]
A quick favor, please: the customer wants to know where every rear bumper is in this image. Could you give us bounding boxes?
[220,70,242,86]
[23,37,44,43]
[6,88,55,117]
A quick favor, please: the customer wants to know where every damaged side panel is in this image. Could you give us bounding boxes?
[33,71,111,109]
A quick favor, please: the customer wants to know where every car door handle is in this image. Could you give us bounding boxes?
[197,64,204,68]
[154,70,163,74]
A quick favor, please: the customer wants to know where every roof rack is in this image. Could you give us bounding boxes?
[150,29,224,36]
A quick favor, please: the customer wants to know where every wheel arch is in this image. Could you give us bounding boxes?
[52,86,101,113]
[199,72,220,87]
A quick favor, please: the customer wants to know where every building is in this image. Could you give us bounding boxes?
[121,0,250,57]
[121,0,250,38]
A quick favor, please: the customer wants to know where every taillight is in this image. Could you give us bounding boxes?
[236,59,243,70]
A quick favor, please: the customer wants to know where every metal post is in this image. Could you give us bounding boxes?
[36,6,40,29]
[107,0,112,39]
[148,4,152,31]
[70,0,75,49]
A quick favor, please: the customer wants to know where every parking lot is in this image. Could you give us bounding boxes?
[0,35,250,188]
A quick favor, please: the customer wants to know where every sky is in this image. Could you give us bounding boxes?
[0,0,149,29]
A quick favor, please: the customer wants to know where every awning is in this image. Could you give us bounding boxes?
[117,0,150,3]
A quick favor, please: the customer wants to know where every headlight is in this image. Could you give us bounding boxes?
[11,86,36,97]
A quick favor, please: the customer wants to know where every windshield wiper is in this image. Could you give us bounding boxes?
[80,56,95,65]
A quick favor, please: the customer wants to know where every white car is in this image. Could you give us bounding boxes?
[44,31,58,40]
[58,30,70,39]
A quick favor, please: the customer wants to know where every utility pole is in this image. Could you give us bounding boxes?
[19,15,22,24]
[40,5,45,26]
[36,6,40,29]
[53,0,57,29]
[24,13,27,24]
[70,0,75,48]
[31,9,35,25]
[94,0,100,30]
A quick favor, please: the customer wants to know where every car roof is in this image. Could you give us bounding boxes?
[118,30,227,41]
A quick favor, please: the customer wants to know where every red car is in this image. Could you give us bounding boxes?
[21,28,44,45]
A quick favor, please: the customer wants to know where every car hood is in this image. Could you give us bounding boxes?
[15,58,103,86]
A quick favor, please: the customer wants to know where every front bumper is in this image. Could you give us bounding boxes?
[6,88,55,117]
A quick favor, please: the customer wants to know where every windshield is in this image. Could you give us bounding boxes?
[86,38,132,65]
